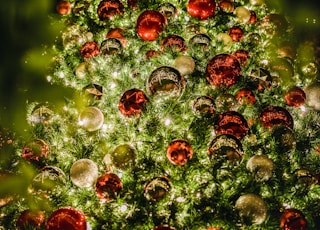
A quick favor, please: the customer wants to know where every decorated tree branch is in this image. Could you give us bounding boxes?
[1,0,320,229]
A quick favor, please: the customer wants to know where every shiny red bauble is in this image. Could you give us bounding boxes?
[95,172,122,201]
[187,0,216,20]
[228,26,244,42]
[233,50,250,66]
[97,0,124,20]
[285,86,306,107]
[17,210,45,230]
[119,88,148,117]
[218,0,234,13]
[80,41,100,59]
[161,35,187,52]
[136,10,166,41]
[236,88,256,104]
[260,106,293,129]
[206,54,241,87]
[45,207,87,230]
[280,208,307,230]
[166,139,193,166]
[56,1,71,15]
[214,111,249,139]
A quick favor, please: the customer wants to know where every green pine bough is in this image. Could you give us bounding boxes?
[1,0,320,229]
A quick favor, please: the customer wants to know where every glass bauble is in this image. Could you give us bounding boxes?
[97,0,124,20]
[235,194,267,225]
[70,159,99,188]
[166,139,193,166]
[280,208,307,230]
[260,106,293,129]
[118,88,148,117]
[95,172,122,201]
[285,86,306,107]
[110,144,136,169]
[22,139,49,165]
[206,54,241,87]
[208,134,243,162]
[144,176,171,201]
[46,207,87,230]
[80,41,100,59]
[246,155,274,181]
[78,107,104,132]
[136,10,166,41]
[148,66,183,94]
[214,111,249,139]
[304,82,320,111]
[187,0,216,20]
[173,55,195,76]
[17,210,45,230]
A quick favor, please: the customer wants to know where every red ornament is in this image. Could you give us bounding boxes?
[161,35,187,52]
[260,106,294,129]
[136,10,166,41]
[45,207,86,230]
[80,42,100,59]
[218,0,234,13]
[17,210,45,230]
[187,0,216,20]
[236,88,256,104]
[22,139,49,164]
[206,54,241,87]
[127,0,137,9]
[166,139,193,166]
[233,50,250,66]
[106,28,126,46]
[285,86,306,107]
[249,10,257,24]
[214,111,249,139]
[119,88,148,117]
[207,228,222,230]
[56,1,71,15]
[95,172,122,201]
[145,49,161,58]
[153,225,176,230]
[228,26,244,42]
[97,0,124,20]
[280,208,307,230]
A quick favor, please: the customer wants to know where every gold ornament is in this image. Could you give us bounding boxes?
[173,55,195,76]
[235,194,267,225]
[216,33,233,51]
[249,0,265,6]
[78,107,104,132]
[110,144,136,169]
[234,6,251,24]
[246,155,274,181]
[304,82,320,111]
[70,159,99,188]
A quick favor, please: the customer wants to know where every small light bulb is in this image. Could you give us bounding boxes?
[164,118,171,126]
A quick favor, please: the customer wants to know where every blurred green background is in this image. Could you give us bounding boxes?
[0,0,73,138]
[0,0,319,137]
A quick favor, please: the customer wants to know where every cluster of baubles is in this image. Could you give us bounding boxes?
[10,0,320,229]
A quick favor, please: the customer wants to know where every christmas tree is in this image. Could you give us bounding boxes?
[1,0,320,229]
